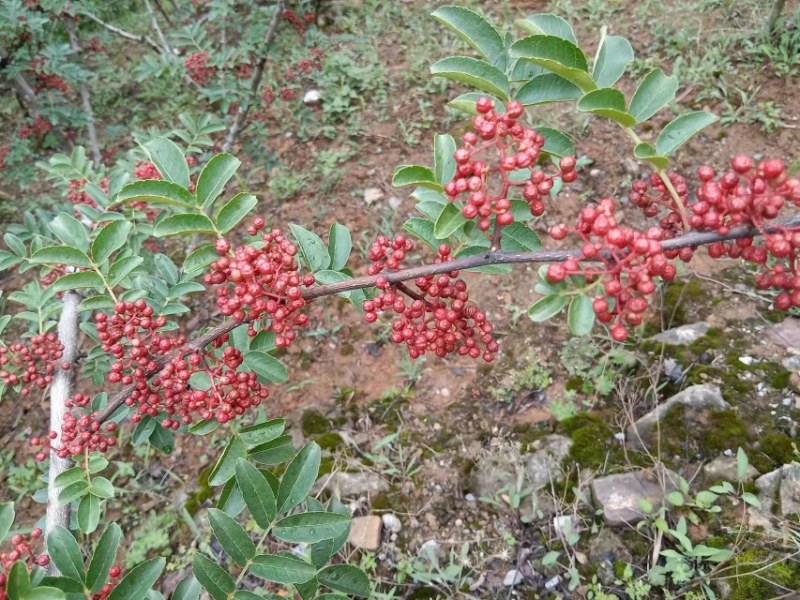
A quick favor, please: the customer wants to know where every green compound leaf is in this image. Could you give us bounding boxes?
[431,5,506,67]
[49,213,90,252]
[7,561,31,599]
[248,435,295,465]
[47,527,85,583]
[509,35,595,92]
[629,68,679,123]
[277,442,321,515]
[249,554,316,585]
[51,271,104,293]
[434,134,457,186]
[183,244,217,276]
[528,294,568,322]
[392,165,440,190]
[154,214,216,237]
[243,351,287,384]
[327,223,352,271]
[517,73,581,106]
[430,56,510,100]
[500,222,541,251]
[447,91,505,114]
[192,553,234,600]
[633,143,670,170]
[91,220,133,265]
[433,203,467,239]
[116,180,196,210]
[171,576,202,600]
[403,218,438,250]
[537,127,575,158]
[576,88,636,127]
[317,565,371,597]
[592,34,634,87]
[77,493,100,534]
[209,436,247,486]
[567,294,595,336]
[0,502,14,543]
[23,587,67,600]
[30,246,92,268]
[238,419,286,446]
[207,508,256,567]
[106,557,165,600]
[235,459,277,528]
[215,192,257,234]
[108,256,144,286]
[196,152,241,209]
[515,13,577,44]
[272,512,350,544]
[87,523,122,592]
[655,111,719,156]
[147,137,190,188]
[288,223,330,272]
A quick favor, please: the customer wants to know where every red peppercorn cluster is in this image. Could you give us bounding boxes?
[185,51,217,85]
[133,160,161,180]
[29,57,69,94]
[0,529,49,600]
[17,115,51,140]
[34,401,118,459]
[282,8,316,35]
[547,198,677,342]
[205,223,314,348]
[362,236,498,361]
[629,171,691,240]
[444,97,577,232]
[151,346,269,427]
[693,155,800,309]
[0,334,63,396]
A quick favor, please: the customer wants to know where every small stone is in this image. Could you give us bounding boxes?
[591,467,680,526]
[723,449,734,457]
[364,187,384,205]
[544,575,562,590]
[388,196,403,211]
[553,515,571,535]
[419,540,439,559]
[348,516,382,551]
[739,355,756,366]
[440,388,450,398]
[433,423,442,431]
[649,322,711,346]
[382,513,402,533]
[703,455,758,483]
[503,569,523,586]
[614,432,625,442]
[782,397,793,406]
[314,470,389,497]
[302,89,322,105]
[589,168,602,178]
[465,493,477,502]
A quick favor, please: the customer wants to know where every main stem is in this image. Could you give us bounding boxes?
[92,214,800,424]
[45,292,80,563]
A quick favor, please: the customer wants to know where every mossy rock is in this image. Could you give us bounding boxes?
[752,432,796,473]
[301,409,331,436]
[560,413,623,468]
[658,405,751,460]
[663,278,714,326]
[730,547,800,599]
[314,432,344,451]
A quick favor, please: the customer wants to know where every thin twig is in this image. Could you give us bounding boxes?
[66,22,102,167]
[81,10,161,52]
[91,213,800,424]
[144,0,174,55]
[221,0,285,153]
[44,292,80,557]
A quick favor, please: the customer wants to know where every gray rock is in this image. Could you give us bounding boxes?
[703,455,758,484]
[381,513,402,533]
[779,462,800,516]
[524,435,573,490]
[756,467,782,513]
[650,322,711,346]
[314,470,388,497]
[348,516,382,551]
[591,467,680,526]
[503,569,523,586]
[364,187,384,205]
[627,384,730,452]
[755,463,800,517]
[302,89,321,105]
